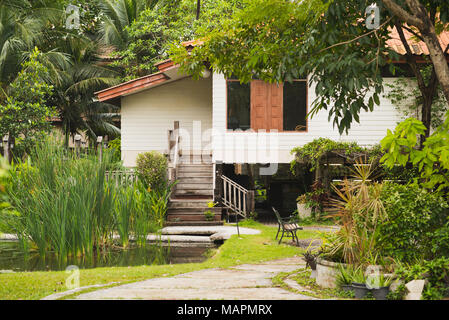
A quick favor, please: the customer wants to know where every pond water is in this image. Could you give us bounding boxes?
[0,241,212,272]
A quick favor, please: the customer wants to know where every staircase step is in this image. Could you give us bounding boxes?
[178,165,213,172]
[165,221,224,227]
[178,172,213,178]
[174,189,214,196]
[169,200,214,208]
[177,183,213,190]
[167,214,222,222]
[177,177,213,184]
[167,208,221,215]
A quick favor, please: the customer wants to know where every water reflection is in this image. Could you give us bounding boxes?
[0,241,211,272]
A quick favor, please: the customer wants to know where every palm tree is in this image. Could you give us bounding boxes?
[45,29,122,145]
[0,1,40,98]
[98,0,166,51]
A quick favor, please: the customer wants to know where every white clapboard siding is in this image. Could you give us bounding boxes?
[212,73,406,164]
[121,77,213,167]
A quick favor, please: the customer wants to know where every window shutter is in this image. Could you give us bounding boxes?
[250,80,283,131]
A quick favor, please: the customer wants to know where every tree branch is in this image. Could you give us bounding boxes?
[382,0,424,29]
[318,17,393,54]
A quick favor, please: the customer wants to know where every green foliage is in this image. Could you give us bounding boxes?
[320,160,387,265]
[0,48,54,152]
[290,138,365,173]
[204,201,217,221]
[135,151,168,191]
[2,139,172,259]
[170,0,392,134]
[377,183,449,262]
[112,0,244,80]
[0,157,10,231]
[108,138,121,162]
[394,258,449,300]
[381,115,449,194]
[385,67,448,130]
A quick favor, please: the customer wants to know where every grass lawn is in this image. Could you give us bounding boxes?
[0,220,323,300]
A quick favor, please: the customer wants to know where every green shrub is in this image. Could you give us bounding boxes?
[135,151,168,190]
[4,141,173,259]
[108,138,121,162]
[377,183,449,262]
[394,258,449,300]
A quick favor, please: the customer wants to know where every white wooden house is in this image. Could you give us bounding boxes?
[95,38,431,224]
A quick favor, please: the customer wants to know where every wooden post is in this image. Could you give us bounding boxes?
[214,161,223,206]
[97,136,103,162]
[2,136,9,163]
[247,190,255,217]
[74,134,81,157]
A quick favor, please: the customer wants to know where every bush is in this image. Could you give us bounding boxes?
[135,151,168,190]
[377,183,449,262]
[108,138,121,162]
[394,258,449,300]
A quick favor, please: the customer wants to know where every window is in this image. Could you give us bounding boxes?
[226,79,307,131]
[283,81,307,131]
[227,81,251,130]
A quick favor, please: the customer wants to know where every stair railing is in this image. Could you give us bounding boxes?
[168,121,180,184]
[221,175,252,219]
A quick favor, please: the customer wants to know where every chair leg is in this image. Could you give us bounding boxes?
[293,231,299,246]
[275,224,280,240]
[279,230,284,244]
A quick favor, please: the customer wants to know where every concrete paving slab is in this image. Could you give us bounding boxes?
[71,257,319,301]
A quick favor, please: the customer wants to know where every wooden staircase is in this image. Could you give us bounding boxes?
[166,162,223,226]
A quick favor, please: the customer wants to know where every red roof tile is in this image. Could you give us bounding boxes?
[387,28,449,55]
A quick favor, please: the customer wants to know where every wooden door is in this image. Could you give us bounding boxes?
[251,80,283,131]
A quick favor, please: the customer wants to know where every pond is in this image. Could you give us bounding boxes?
[0,241,213,272]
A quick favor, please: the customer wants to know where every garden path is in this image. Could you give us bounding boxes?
[68,256,318,300]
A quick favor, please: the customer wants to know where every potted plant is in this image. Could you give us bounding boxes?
[336,265,354,292]
[351,267,370,299]
[204,201,217,221]
[296,194,312,219]
[370,274,393,300]
[303,250,318,278]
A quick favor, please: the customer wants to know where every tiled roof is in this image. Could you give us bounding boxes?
[387,27,449,55]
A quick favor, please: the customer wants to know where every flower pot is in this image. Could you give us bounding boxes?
[341,284,353,292]
[297,203,312,219]
[352,283,370,299]
[310,269,317,279]
[316,257,348,289]
[372,286,390,300]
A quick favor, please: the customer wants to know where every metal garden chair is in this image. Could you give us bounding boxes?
[272,207,303,246]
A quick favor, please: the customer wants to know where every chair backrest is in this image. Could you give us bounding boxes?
[272,207,282,223]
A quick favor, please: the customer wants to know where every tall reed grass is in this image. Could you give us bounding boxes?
[3,140,172,260]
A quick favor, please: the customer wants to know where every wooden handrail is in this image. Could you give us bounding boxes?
[221,175,250,219]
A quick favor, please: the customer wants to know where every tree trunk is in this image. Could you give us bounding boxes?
[196,0,201,20]
[383,0,449,104]
[420,31,449,104]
